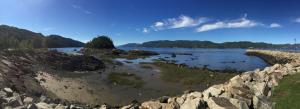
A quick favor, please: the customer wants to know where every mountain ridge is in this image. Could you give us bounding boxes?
[0,25,84,49]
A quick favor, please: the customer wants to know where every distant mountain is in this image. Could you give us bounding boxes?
[119,43,141,47]
[0,25,84,49]
[45,35,84,48]
[120,40,295,49]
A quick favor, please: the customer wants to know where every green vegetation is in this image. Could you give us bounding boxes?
[108,72,144,88]
[152,61,237,85]
[85,36,115,49]
[271,73,300,109]
[0,25,84,50]
[120,40,295,49]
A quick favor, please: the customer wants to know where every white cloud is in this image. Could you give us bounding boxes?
[269,23,282,28]
[295,18,300,23]
[143,28,150,33]
[155,22,164,27]
[151,15,207,31]
[196,16,258,32]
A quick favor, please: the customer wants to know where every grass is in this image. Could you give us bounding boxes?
[152,61,237,85]
[271,73,300,109]
[108,72,144,88]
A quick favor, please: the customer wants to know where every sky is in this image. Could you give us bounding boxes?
[0,0,300,45]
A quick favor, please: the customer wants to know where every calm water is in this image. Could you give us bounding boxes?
[49,47,269,71]
[117,47,269,71]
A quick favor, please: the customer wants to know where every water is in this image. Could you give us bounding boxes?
[49,47,269,71]
[48,47,83,55]
[117,47,269,71]
[46,47,270,105]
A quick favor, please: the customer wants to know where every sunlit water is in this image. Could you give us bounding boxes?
[117,47,269,71]
[46,47,271,105]
[49,47,269,71]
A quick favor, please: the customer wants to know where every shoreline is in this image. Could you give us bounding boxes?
[1,49,299,109]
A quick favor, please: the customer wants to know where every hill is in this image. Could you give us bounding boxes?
[120,40,296,49]
[0,25,84,49]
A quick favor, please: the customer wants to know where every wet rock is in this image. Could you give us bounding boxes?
[207,97,238,109]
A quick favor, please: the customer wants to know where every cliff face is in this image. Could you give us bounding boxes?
[1,50,300,109]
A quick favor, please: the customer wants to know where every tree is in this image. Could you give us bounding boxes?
[85,36,115,49]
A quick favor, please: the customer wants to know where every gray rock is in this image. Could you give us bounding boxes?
[23,97,34,104]
[207,97,238,109]
[180,97,204,109]
[141,101,163,109]
[253,95,272,109]
[27,104,38,109]
[35,102,53,109]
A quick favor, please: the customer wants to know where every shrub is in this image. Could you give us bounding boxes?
[85,36,115,49]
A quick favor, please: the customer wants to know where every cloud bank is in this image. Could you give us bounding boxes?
[151,15,207,31]
[196,16,259,32]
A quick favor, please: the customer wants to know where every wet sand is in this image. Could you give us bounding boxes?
[34,61,211,106]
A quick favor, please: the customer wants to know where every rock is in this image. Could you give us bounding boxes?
[121,103,139,109]
[4,106,13,109]
[187,92,203,98]
[99,104,110,109]
[203,84,224,101]
[180,97,204,109]
[158,96,169,103]
[207,97,238,109]
[229,86,254,106]
[0,90,7,98]
[253,95,272,109]
[36,102,53,109]
[253,82,269,96]
[4,88,13,94]
[54,104,65,109]
[23,97,34,104]
[27,104,38,109]
[141,101,163,109]
[229,98,249,109]
[228,76,244,88]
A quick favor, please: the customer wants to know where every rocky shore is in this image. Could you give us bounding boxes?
[131,50,300,109]
[1,50,300,109]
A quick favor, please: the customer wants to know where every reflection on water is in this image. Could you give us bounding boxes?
[117,47,269,71]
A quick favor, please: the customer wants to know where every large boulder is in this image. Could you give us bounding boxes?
[203,84,224,101]
[253,95,272,109]
[180,97,204,109]
[207,97,238,109]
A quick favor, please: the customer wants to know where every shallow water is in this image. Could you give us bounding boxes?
[45,47,270,105]
[117,47,269,71]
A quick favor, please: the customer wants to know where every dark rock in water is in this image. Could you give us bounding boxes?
[39,51,105,71]
[171,53,176,58]
[158,96,169,103]
[128,50,159,56]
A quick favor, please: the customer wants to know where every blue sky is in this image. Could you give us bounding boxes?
[0,0,300,45]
